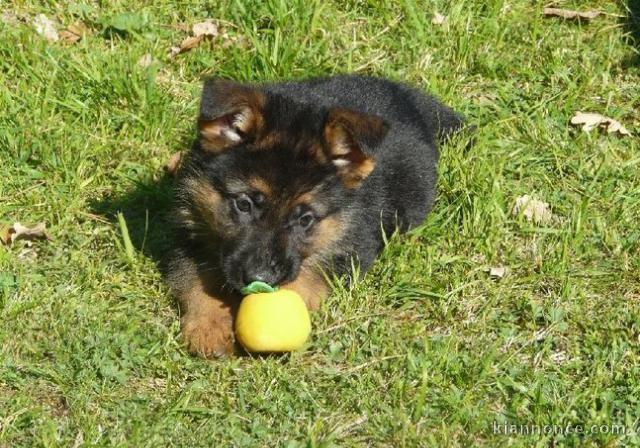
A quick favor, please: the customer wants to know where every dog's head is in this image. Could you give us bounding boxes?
[175,79,388,291]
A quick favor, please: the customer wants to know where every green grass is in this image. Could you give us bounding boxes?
[1,0,639,446]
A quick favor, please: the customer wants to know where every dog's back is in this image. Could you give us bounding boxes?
[262,75,465,273]
[266,75,465,141]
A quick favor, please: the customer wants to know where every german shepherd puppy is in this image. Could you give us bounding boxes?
[167,75,466,357]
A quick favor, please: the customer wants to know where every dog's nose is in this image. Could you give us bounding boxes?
[241,268,282,287]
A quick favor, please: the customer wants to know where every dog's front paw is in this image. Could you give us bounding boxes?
[181,317,234,358]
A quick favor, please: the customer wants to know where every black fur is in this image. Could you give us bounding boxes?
[259,75,464,274]
[169,75,466,292]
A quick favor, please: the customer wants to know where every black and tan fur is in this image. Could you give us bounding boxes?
[167,75,466,357]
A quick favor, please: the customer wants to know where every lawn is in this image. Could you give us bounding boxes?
[1,0,639,446]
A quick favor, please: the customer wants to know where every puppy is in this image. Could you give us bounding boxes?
[166,75,466,357]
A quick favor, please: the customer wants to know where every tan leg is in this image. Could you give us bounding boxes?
[282,267,329,311]
[178,277,239,358]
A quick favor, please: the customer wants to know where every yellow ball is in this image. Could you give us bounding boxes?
[235,288,311,352]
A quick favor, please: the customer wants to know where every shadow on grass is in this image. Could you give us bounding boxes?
[623,0,640,66]
[91,173,175,269]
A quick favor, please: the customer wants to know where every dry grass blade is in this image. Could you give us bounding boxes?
[543,8,600,21]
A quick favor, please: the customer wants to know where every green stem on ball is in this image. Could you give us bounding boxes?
[241,281,278,295]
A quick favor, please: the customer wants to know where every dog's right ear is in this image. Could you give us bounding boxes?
[197,79,266,153]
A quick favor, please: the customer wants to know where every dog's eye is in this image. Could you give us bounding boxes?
[298,212,315,230]
[252,192,265,205]
[233,195,253,214]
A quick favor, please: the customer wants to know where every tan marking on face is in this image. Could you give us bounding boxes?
[308,215,345,254]
[291,191,315,208]
[248,177,273,197]
[289,182,331,214]
[183,178,235,237]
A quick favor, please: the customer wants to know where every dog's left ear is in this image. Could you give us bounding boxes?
[197,79,266,153]
[322,108,389,188]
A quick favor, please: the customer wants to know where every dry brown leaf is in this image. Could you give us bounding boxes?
[138,53,153,68]
[180,35,204,51]
[543,7,600,20]
[59,30,80,44]
[192,21,218,38]
[169,35,205,58]
[512,195,552,224]
[165,152,183,177]
[59,21,89,44]
[169,20,220,59]
[33,14,59,42]
[432,12,446,25]
[570,112,631,136]
[489,266,506,279]
[0,222,51,246]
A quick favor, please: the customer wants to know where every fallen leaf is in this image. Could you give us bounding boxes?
[165,152,183,177]
[489,266,506,279]
[512,195,552,224]
[192,21,218,38]
[543,7,600,21]
[169,20,220,58]
[59,30,80,43]
[570,112,631,136]
[180,35,204,51]
[59,21,89,44]
[138,53,153,68]
[169,35,205,58]
[33,14,59,42]
[432,12,446,25]
[0,222,51,246]
[168,46,181,58]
